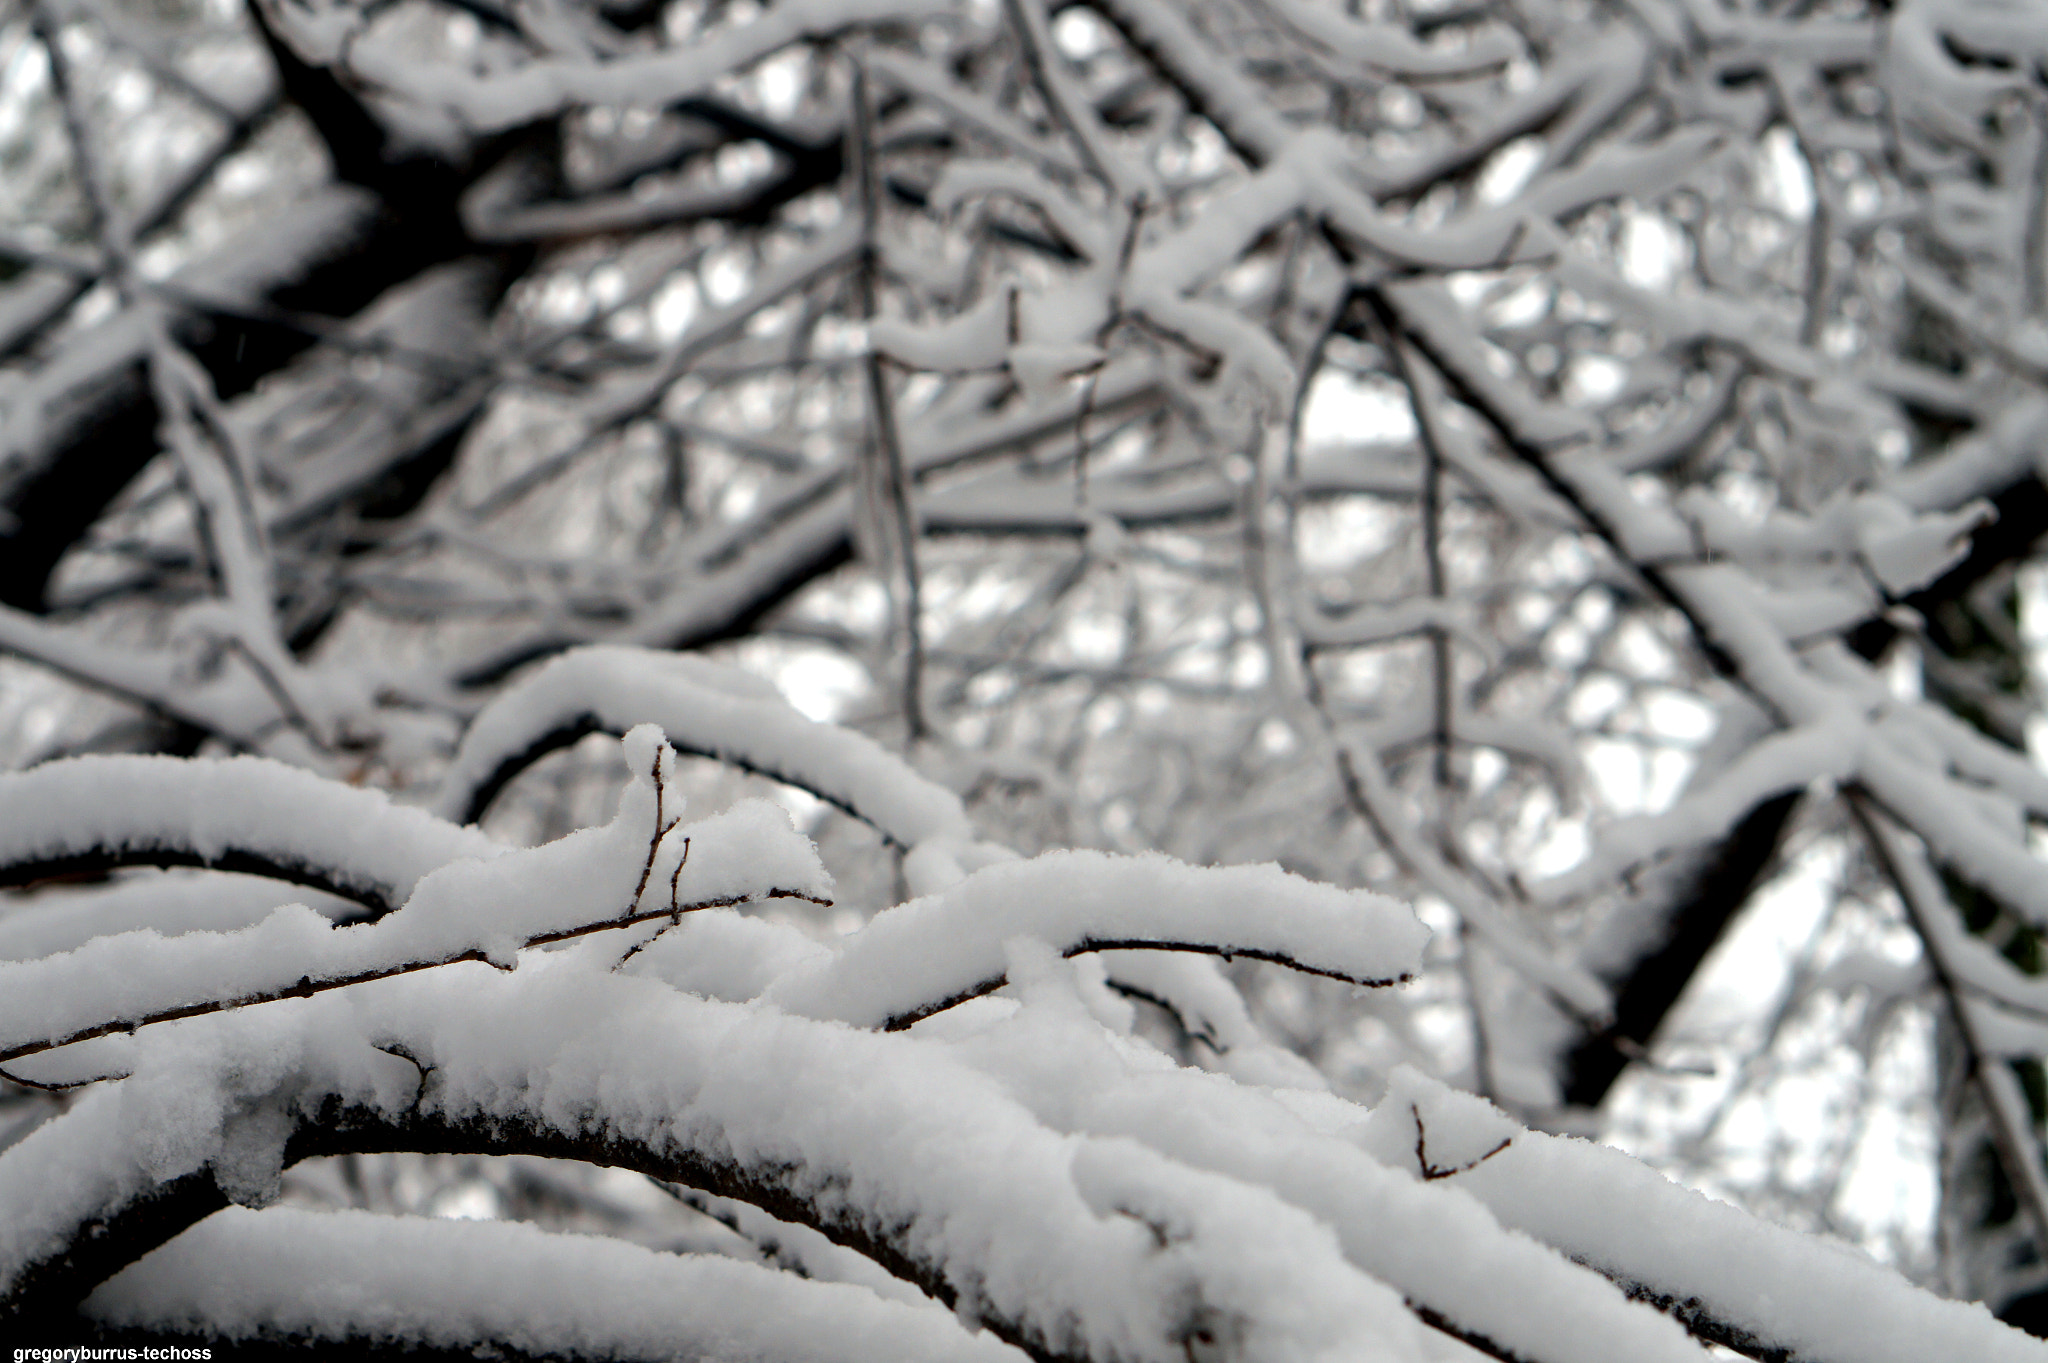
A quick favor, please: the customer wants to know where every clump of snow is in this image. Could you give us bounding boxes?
[0,997,417,1292]
[614,906,831,1002]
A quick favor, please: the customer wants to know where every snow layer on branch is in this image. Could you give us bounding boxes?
[0,752,500,913]
[4,187,375,474]
[7,932,2004,1363]
[1888,394,2048,511]
[1883,703,2048,821]
[1534,718,1862,903]
[616,917,1316,1083]
[88,1207,1025,1363]
[1258,0,1519,76]
[1095,950,1330,1090]
[346,0,948,134]
[1673,488,1989,599]
[1384,1065,2048,1363]
[323,960,1428,1362]
[0,871,360,962]
[616,906,832,1003]
[939,978,1715,1363]
[765,850,1429,1028]
[0,999,421,1286]
[0,728,829,1062]
[1862,735,2048,928]
[437,646,975,849]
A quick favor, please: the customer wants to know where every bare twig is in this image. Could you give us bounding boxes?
[0,878,831,1067]
[1000,0,1143,200]
[849,58,928,742]
[1365,304,1456,789]
[1412,1102,1512,1180]
[880,937,1412,1031]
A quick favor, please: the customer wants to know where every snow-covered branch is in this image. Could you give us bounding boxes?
[765,849,1428,1029]
[437,646,973,845]
[87,1208,1025,1363]
[0,752,496,917]
[0,728,827,1065]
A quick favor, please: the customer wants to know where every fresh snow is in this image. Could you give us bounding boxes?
[766,848,1429,1028]
[0,727,828,1064]
[0,751,501,916]
[437,646,980,853]
[88,1207,1028,1363]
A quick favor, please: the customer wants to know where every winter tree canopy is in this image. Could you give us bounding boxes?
[7,0,2048,1356]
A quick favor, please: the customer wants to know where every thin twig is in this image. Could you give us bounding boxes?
[1074,199,1149,526]
[1848,790,2048,1268]
[1412,1102,1513,1180]
[849,58,928,742]
[1366,304,1456,788]
[0,880,830,1067]
[999,0,1141,199]
[880,936,1412,1031]
[29,0,126,267]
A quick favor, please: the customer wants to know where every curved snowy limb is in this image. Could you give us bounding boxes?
[2,961,1437,1363]
[0,728,829,1065]
[1859,735,2048,930]
[1378,1068,2048,1363]
[326,0,950,136]
[1532,720,1862,906]
[7,926,2020,1363]
[605,906,1330,1088]
[1850,798,2048,1262]
[763,850,1430,1030]
[0,872,361,964]
[934,967,1720,1363]
[0,752,500,921]
[437,646,974,848]
[87,1207,1024,1363]
[0,604,285,749]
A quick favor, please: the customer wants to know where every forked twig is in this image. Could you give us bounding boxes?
[1412,1103,1512,1182]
